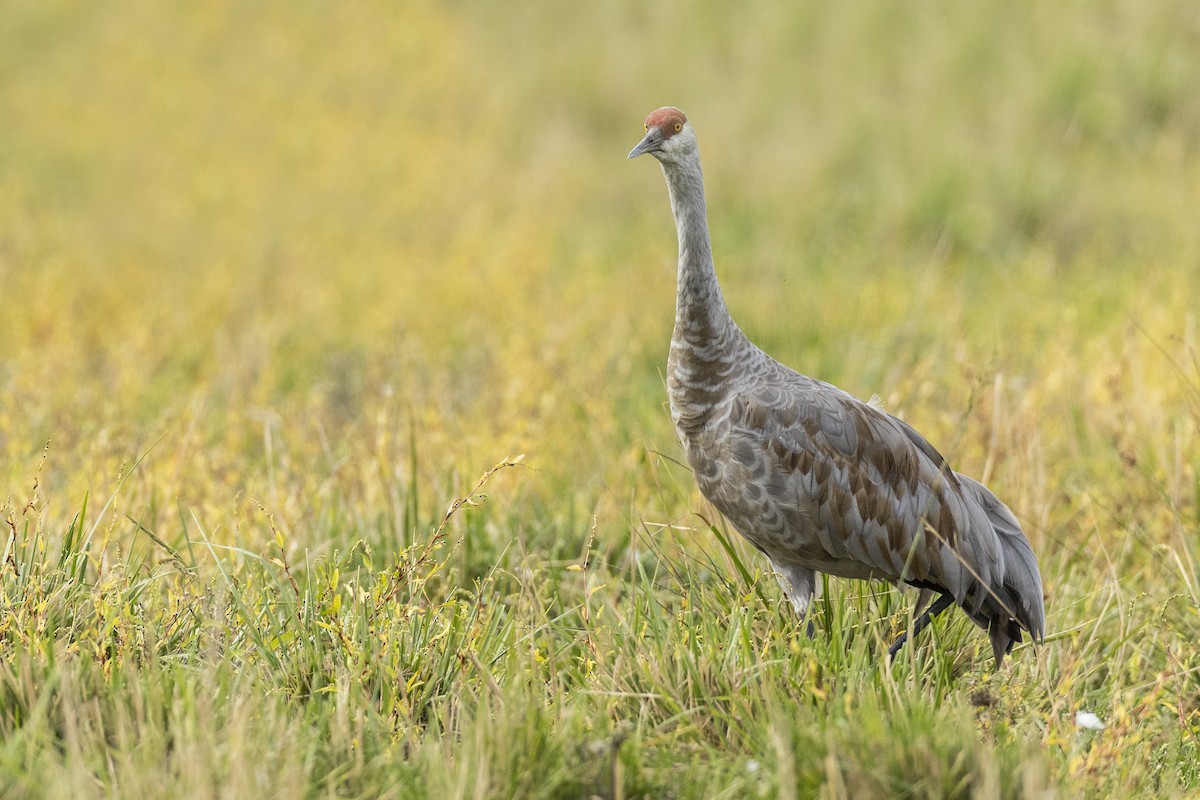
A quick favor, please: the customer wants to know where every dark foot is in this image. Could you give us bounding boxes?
[887,592,956,660]
[886,631,910,660]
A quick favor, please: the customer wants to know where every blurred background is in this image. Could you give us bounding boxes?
[2,0,1198,571]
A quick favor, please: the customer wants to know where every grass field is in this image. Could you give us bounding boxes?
[3,1,1199,797]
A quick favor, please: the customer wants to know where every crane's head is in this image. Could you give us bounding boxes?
[627,107,696,164]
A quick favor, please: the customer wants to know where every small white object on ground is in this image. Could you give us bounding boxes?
[1075,711,1105,731]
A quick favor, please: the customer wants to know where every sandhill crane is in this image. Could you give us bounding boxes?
[629,107,1044,666]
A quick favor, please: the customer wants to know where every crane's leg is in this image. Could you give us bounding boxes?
[771,562,818,638]
[887,592,956,660]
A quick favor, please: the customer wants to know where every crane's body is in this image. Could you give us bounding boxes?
[630,107,1044,666]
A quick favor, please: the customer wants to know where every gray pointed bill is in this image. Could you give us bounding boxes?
[627,131,662,159]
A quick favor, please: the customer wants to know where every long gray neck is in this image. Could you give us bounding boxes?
[661,155,736,348]
[660,153,747,434]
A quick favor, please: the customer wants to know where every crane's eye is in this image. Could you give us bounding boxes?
[674,122,683,132]
[643,123,649,132]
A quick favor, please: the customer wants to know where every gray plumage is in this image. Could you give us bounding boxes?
[629,107,1044,667]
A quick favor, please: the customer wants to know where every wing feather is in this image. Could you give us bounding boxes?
[956,473,1046,639]
[684,356,1044,664]
[725,371,1005,612]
